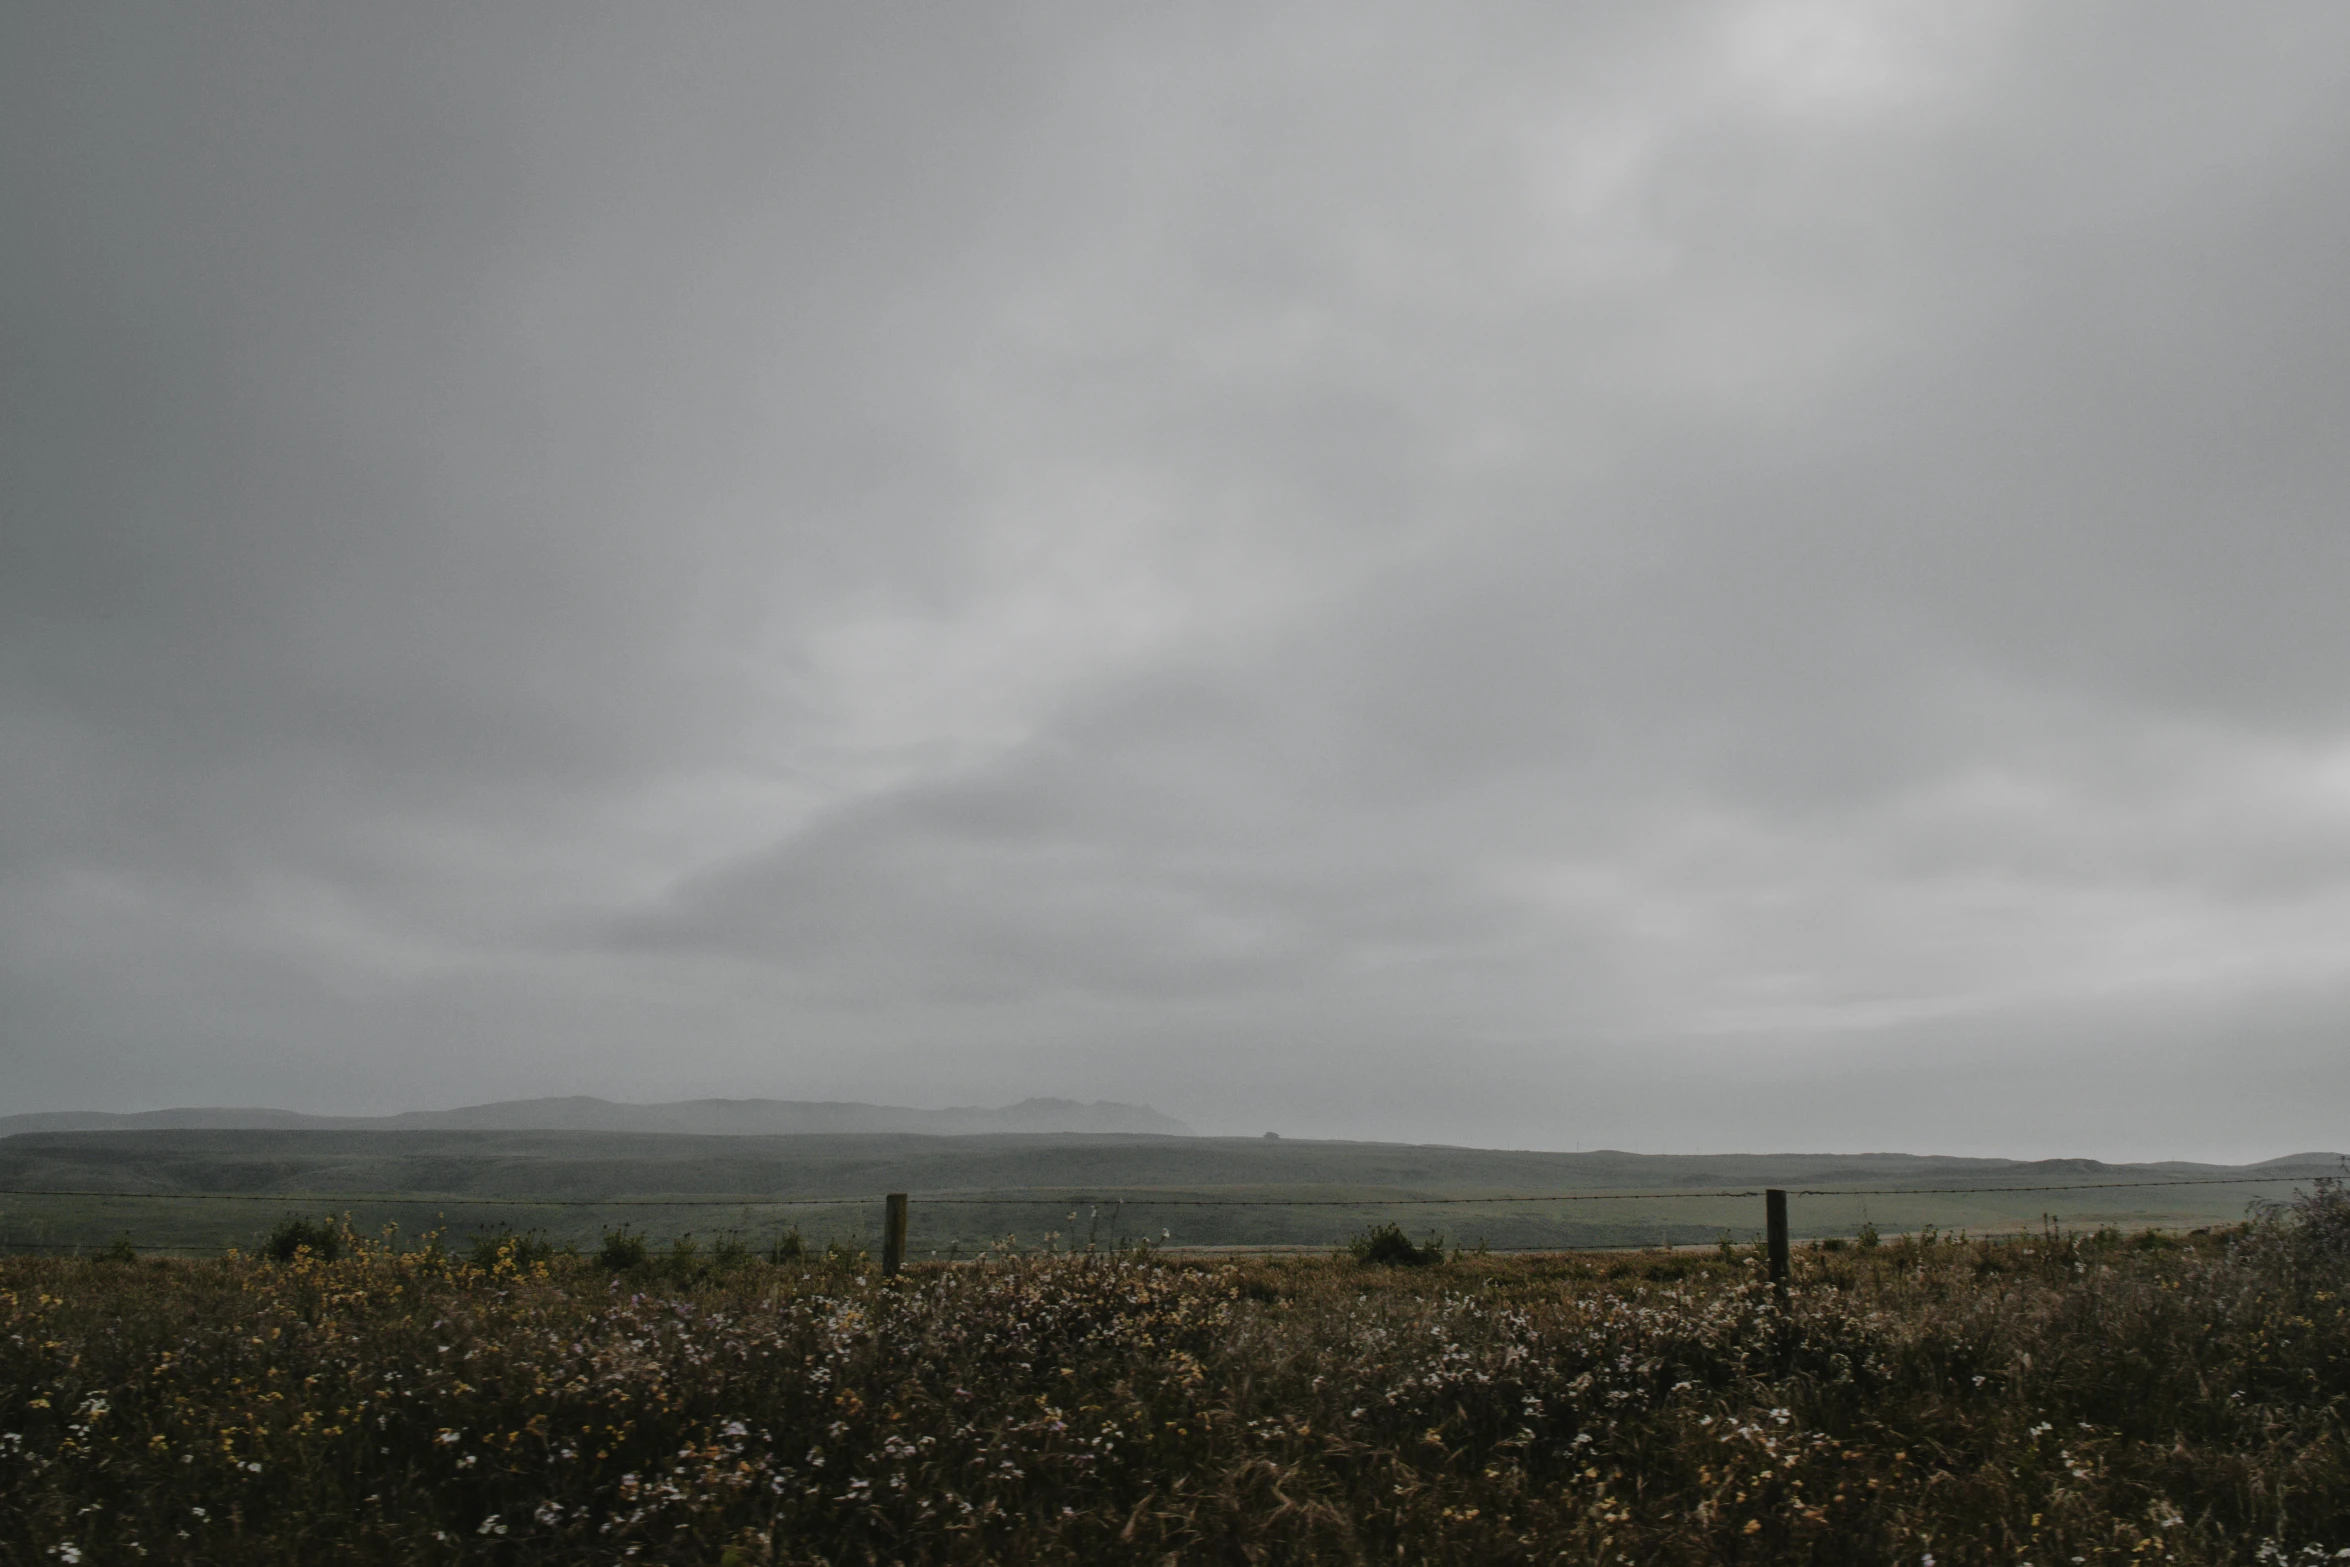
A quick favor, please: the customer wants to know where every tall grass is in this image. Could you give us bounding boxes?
[3,1187,2346,1563]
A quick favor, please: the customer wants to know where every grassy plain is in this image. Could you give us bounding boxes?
[5,1188,2349,1564]
[0,1130,2331,1257]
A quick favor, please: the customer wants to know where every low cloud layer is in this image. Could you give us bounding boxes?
[5,3,2348,1159]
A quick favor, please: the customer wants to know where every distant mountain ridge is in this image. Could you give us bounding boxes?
[0,1095,1195,1139]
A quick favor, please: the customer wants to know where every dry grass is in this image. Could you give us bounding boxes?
[4,1190,2347,1564]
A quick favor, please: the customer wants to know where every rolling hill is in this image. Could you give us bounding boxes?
[0,1095,1194,1139]
[0,1127,2335,1257]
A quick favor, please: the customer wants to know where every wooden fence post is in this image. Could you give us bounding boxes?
[882,1193,908,1277]
[1765,1188,1789,1297]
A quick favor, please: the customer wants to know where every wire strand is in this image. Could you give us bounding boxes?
[0,1189,875,1208]
[0,1172,2317,1208]
[913,1189,1762,1206]
[1791,1176,2312,1197]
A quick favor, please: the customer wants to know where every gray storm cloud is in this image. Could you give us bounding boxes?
[4,2,2348,1159]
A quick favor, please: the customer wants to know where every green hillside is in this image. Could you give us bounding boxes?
[0,1128,2332,1257]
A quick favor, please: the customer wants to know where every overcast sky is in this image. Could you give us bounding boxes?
[5,3,2348,1160]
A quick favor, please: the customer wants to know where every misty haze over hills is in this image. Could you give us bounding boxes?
[0,1096,1194,1140]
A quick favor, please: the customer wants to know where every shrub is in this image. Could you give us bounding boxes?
[595,1225,649,1273]
[2287,1174,2350,1262]
[1348,1222,1445,1267]
[769,1227,806,1263]
[465,1227,555,1275]
[262,1215,343,1263]
[2242,1173,2350,1287]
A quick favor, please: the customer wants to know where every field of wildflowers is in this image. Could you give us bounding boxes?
[4,1186,2347,1564]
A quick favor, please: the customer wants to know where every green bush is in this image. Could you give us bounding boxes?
[1347,1222,1445,1267]
[465,1227,555,1275]
[2243,1173,2350,1283]
[262,1216,344,1263]
[594,1225,649,1273]
[2283,1174,2350,1262]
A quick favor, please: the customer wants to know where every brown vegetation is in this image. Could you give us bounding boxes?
[4,1187,2347,1563]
